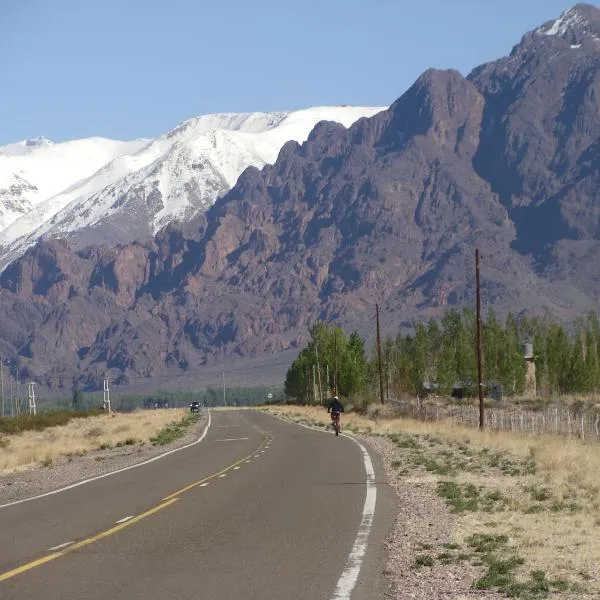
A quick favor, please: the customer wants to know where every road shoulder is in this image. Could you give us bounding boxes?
[0,412,208,505]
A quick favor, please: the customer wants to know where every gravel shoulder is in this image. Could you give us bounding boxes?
[0,413,208,505]
[362,434,506,600]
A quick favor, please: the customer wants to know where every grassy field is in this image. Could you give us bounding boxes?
[265,404,600,597]
[0,409,199,474]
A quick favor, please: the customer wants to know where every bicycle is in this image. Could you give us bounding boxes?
[331,412,341,436]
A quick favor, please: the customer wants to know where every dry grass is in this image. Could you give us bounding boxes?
[0,409,190,474]
[266,404,600,595]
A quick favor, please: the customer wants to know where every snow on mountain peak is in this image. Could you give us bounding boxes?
[0,105,386,269]
[537,3,600,41]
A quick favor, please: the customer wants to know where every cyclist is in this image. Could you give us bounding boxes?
[327,395,344,431]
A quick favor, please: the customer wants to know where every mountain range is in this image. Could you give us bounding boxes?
[0,107,383,268]
[1,3,600,391]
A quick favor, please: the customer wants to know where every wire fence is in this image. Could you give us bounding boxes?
[395,400,600,441]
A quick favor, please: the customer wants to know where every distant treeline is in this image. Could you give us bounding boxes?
[285,310,600,402]
[39,386,284,413]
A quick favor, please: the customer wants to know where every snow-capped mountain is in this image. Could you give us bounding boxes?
[536,3,600,43]
[0,106,385,268]
[0,136,148,230]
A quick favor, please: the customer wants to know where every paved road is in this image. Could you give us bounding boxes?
[0,410,394,599]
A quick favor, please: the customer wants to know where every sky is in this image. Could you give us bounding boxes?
[0,0,582,145]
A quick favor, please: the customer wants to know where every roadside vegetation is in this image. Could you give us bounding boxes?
[285,310,600,405]
[150,413,201,445]
[0,409,103,435]
[0,409,202,474]
[265,404,600,598]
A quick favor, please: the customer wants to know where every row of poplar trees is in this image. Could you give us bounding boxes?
[284,309,600,402]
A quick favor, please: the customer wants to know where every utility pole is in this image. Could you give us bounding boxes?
[16,369,20,416]
[27,382,37,415]
[222,371,226,406]
[312,364,317,406]
[9,376,13,418]
[376,303,385,405]
[334,329,338,396]
[476,248,484,430]
[315,342,323,404]
[0,357,4,417]
[103,377,112,413]
[385,350,390,402]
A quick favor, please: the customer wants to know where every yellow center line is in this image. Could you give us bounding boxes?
[162,435,270,501]
[0,429,273,584]
[0,498,179,583]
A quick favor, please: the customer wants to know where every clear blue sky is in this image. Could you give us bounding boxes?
[0,0,580,144]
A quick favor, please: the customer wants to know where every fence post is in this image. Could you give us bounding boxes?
[542,412,546,435]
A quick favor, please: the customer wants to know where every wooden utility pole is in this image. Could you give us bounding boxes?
[334,329,338,396]
[376,303,385,405]
[476,248,484,430]
[221,371,226,406]
[315,342,323,404]
[0,357,4,417]
[16,369,20,416]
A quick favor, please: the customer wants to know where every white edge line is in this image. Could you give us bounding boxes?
[331,437,376,600]
[47,541,74,552]
[116,515,134,524]
[268,413,377,600]
[0,411,213,510]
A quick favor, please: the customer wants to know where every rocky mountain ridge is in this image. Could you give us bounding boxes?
[0,107,383,270]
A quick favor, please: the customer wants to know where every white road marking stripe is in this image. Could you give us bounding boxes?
[254,454,260,458]
[233,466,241,470]
[47,541,73,552]
[0,411,213,510]
[218,474,227,478]
[331,437,376,600]
[216,425,241,427]
[116,515,134,524]
[245,460,252,463]
[200,482,210,487]
[215,437,249,442]
[268,413,377,600]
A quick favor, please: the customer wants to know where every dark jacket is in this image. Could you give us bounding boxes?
[327,398,344,414]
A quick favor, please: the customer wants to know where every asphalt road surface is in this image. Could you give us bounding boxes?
[0,410,395,599]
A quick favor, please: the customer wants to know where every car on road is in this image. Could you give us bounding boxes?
[190,401,201,413]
